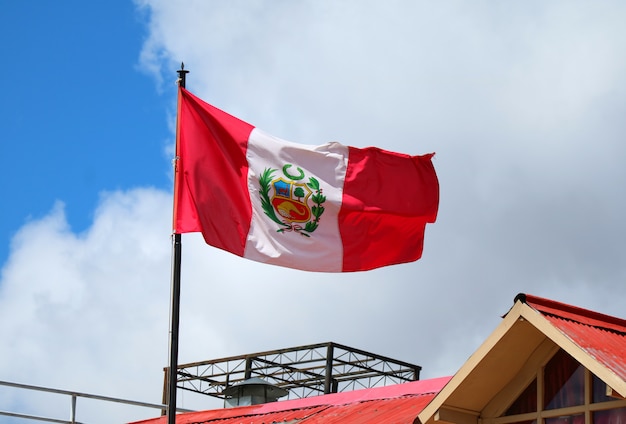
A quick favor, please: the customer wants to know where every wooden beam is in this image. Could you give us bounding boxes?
[435,407,478,424]
[607,385,626,400]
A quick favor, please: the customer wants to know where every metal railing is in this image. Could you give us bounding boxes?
[0,380,193,423]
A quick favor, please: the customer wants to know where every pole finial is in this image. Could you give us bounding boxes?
[177,62,189,88]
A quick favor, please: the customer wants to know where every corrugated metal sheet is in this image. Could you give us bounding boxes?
[193,404,329,424]
[297,394,435,424]
[188,395,434,424]
[131,405,329,424]
[523,294,626,333]
[131,378,448,424]
[543,314,626,382]
[524,294,626,382]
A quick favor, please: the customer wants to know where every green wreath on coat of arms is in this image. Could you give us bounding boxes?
[259,164,326,237]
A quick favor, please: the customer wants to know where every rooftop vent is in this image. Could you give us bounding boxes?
[223,377,289,408]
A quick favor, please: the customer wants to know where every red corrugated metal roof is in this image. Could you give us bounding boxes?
[151,404,330,424]
[131,377,451,424]
[521,293,626,382]
[298,395,435,424]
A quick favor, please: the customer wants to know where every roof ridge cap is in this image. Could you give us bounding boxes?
[515,293,626,333]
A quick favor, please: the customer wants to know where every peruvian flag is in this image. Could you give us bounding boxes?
[174,88,439,272]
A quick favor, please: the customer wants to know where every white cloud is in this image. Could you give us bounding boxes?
[0,190,173,422]
[2,1,626,422]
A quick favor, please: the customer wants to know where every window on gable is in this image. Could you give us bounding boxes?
[593,407,626,424]
[489,348,626,424]
[592,374,614,404]
[543,348,585,409]
[546,414,584,424]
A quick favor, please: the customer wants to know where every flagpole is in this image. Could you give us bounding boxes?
[167,63,189,424]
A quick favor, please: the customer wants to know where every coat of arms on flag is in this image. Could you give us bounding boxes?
[258,165,326,237]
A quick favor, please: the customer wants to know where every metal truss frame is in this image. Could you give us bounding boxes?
[167,342,421,401]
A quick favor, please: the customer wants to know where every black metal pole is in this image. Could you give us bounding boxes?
[324,343,334,394]
[167,63,189,424]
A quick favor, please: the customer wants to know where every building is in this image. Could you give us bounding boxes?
[132,293,626,424]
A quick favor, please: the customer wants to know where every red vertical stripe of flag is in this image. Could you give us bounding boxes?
[174,89,254,256]
[340,147,438,271]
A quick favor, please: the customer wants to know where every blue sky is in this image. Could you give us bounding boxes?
[1,1,625,423]
[0,1,171,263]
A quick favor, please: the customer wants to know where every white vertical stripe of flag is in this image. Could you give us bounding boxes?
[245,129,349,272]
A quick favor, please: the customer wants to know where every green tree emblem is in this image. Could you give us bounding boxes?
[293,186,305,201]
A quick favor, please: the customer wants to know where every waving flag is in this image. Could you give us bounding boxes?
[174,88,439,272]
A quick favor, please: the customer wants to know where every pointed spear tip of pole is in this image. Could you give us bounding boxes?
[177,62,189,75]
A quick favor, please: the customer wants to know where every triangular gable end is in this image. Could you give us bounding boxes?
[417,293,626,424]
[517,293,626,399]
